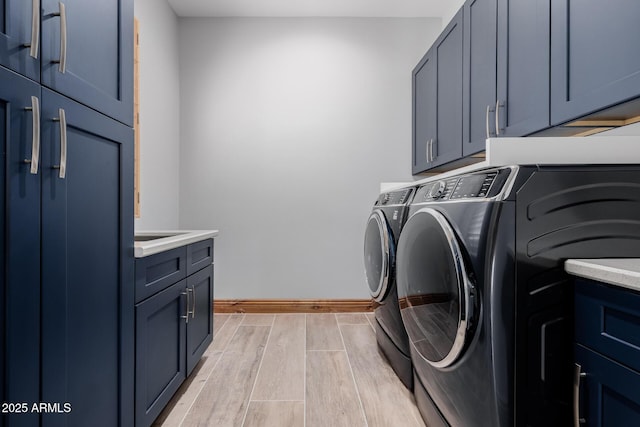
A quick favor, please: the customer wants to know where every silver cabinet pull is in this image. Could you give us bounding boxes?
[425,139,431,162]
[425,139,435,163]
[52,2,67,73]
[24,96,41,174]
[485,105,496,138]
[495,100,504,136]
[573,363,587,427]
[429,139,435,162]
[23,0,40,58]
[191,286,196,319]
[186,288,195,319]
[181,291,190,324]
[52,108,67,178]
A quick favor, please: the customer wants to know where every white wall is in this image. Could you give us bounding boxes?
[440,0,465,29]
[134,0,181,230]
[178,17,441,298]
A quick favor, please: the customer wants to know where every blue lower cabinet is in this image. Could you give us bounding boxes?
[40,88,134,427]
[135,243,214,426]
[187,265,214,375]
[574,279,640,426]
[135,280,188,427]
[575,345,640,426]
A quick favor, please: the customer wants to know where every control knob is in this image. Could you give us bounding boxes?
[428,181,446,199]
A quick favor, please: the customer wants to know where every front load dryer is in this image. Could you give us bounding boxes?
[364,187,415,389]
[396,165,640,426]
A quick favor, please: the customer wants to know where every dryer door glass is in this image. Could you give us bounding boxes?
[364,210,393,301]
[396,208,475,368]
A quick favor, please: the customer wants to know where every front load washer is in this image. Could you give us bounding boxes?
[396,165,640,426]
[364,187,415,389]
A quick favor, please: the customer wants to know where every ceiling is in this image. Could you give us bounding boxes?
[167,0,458,18]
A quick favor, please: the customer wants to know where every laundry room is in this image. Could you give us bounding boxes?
[2,0,640,426]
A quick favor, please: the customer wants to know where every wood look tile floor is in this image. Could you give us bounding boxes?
[153,313,425,427]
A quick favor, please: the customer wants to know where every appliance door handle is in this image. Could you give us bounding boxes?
[495,100,504,136]
[52,2,67,73]
[573,363,587,427]
[53,108,67,179]
[25,0,40,58]
[24,96,41,174]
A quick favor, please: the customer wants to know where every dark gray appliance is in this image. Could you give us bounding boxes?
[396,165,640,426]
[364,187,415,389]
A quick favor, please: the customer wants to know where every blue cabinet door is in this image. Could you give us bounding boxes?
[462,0,497,156]
[1,66,41,427]
[186,265,214,375]
[575,344,640,426]
[412,8,463,174]
[412,48,437,174]
[136,280,187,427]
[40,0,133,126]
[433,9,463,169]
[496,0,550,136]
[0,0,40,81]
[40,88,134,427]
[551,0,640,125]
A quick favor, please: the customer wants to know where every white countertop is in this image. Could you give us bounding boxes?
[565,259,640,292]
[134,230,219,258]
[383,136,640,192]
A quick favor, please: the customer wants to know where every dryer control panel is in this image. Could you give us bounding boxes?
[415,168,510,202]
[377,188,415,206]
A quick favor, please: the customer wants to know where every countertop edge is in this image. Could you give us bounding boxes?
[134,230,219,258]
[565,259,640,293]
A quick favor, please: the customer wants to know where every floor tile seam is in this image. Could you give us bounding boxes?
[248,399,305,402]
[176,313,246,426]
[213,313,231,338]
[337,322,369,427]
[239,314,276,427]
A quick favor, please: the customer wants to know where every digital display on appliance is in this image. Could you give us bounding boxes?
[450,175,487,199]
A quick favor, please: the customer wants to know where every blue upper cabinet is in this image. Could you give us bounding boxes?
[40,0,133,126]
[0,0,40,81]
[462,0,497,156]
[412,8,463,174]
[496,0,550,137]
[551,0,640,125]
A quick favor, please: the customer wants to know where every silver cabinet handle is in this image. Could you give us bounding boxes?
[191,286,196,319]
[485,105,496,138]
[425,139,431,162]
[430,139,435,162]
[186,288,195,319]
[24,0,40,58]
[495,100,504,136]
[573,363,587,427]
[52,2,67,73]
[181,291,190,323]
[24,96,41,174]
[53,108,67,179]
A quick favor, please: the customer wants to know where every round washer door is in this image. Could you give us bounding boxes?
[364,210,394,302]
[396,207,476,368]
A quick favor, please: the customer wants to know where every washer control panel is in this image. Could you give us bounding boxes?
[415,168,508,202]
